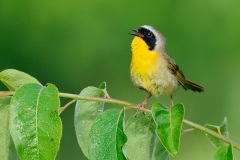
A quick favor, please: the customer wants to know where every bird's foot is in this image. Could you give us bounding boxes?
[135,100,148,117]
[169,102,174,108]
[169,95,174,108]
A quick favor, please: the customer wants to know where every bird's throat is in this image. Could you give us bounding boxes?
[131,36,159,71]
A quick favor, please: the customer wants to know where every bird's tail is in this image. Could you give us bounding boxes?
[185,80,204,92]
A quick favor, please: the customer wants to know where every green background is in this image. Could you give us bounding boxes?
[1,0,240,159]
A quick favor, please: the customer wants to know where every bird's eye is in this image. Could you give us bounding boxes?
[146,32,152,37]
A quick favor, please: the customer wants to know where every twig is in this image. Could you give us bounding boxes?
[183,119,240,150]
[58,99,77,115]
[182,128,195,133]
[0,91,14,96]
[1,90,240,150]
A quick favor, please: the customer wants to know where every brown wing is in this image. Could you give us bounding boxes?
[167,61,188,90]
[167,60,204,92]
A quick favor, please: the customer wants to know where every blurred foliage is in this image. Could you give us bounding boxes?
[1,0,240,159]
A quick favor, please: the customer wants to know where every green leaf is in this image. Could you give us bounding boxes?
[0,69,41,90]
[74,84,106,158]
[153,141,170,160]
[205,117,229,148]
[98,81,106,90]
[88,109,127,160]
[0,96,19,160]
[214,145,233,160]
[152,103,184,157]
[9,83,62,160]
[125,113,169,160]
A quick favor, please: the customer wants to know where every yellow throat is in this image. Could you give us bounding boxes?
[130,36,159,73]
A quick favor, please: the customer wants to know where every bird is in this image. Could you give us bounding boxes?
[129,25,204,114]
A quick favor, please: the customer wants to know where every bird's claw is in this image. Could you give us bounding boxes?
[135,100,147,117]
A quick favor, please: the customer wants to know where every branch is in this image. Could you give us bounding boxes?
[1,91,240,150]
[59,92,240,150]
[183,119,240,150]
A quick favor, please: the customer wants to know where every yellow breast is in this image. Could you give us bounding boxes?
[130,36,178,96]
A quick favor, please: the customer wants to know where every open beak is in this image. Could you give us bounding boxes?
[129,29,144,38]
[129,29,138,36]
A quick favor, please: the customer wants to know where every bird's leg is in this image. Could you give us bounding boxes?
[170,95,174,107]
[136,94,152,117]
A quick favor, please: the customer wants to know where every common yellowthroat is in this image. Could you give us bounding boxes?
[129,25,204,113]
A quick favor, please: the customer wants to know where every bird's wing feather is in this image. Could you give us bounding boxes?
[167,61,187,90]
